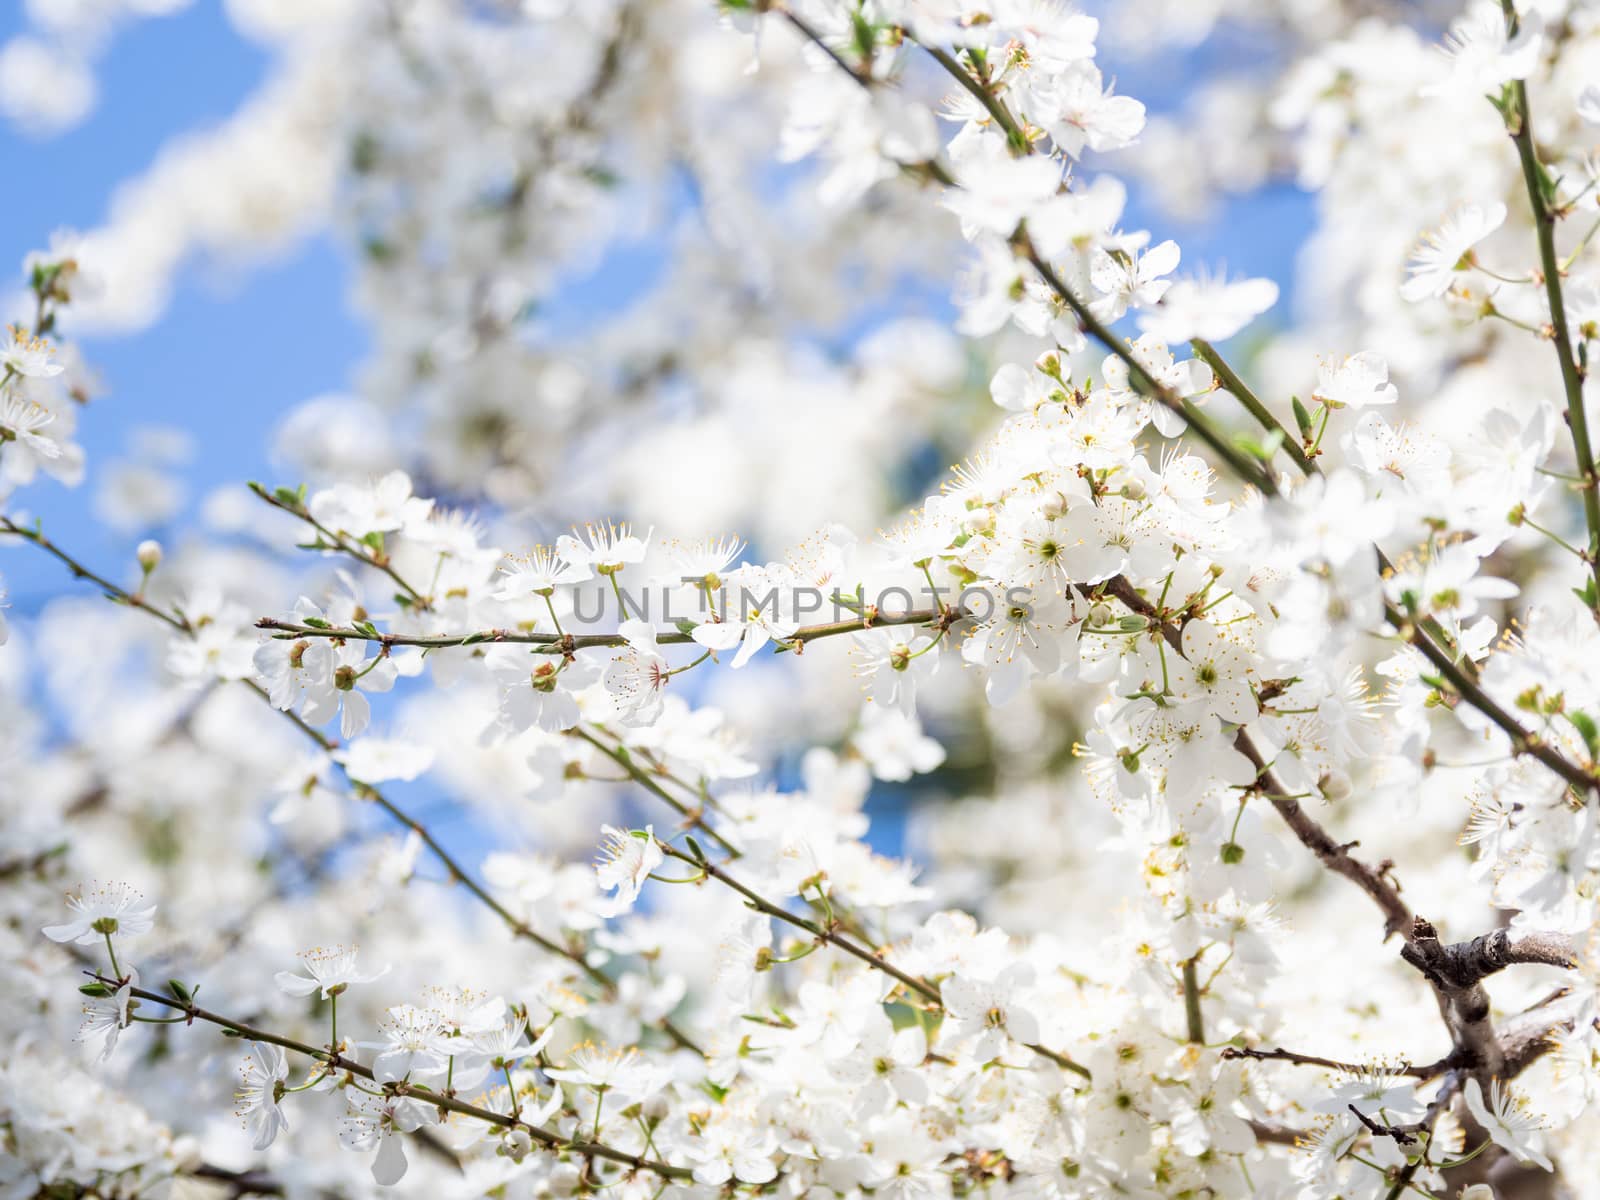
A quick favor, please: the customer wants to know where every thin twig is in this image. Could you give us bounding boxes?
[92,976,695,1181]
[1502,0,1600,616]
[657,841,1092,1080]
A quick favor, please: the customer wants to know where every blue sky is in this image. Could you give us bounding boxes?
[1,7,1313,611]
[0,5,363,601]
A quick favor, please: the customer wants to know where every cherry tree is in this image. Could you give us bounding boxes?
[4,1,1600,1198]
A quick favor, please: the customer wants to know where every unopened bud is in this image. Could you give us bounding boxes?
[1040,491,1069,521]
[1319,770,1352,802]
[500,1128,533,1162]
[136,540,162,573]
[1119,478,1147,502]
[1088,602,1114,627]
[1035,350,1064,382]
[961,507,995,536]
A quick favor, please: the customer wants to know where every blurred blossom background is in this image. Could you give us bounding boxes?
[0,2,1312,572]
[0,2,1323,863]
[10,0,1600,1194]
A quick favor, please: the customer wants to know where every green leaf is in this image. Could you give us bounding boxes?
[273,486,303,509]
[302,616,331,629]
[168,979,192,1002]
[1570,711,1600,760]
[79,982,113,997]
[1291,396,1314,440]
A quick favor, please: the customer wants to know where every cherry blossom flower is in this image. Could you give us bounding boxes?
[1581,85,1600,126]
[78,969,137,1063]
[274,945,389,999]
[367,1004,451,1083]
[234,1043,290,1150]
[1464,1078,1553,1171]
[1138,273,1278,343]
[0,326,64,377]
[42,881,156,945]
[307,469,432,540]
[545,1044,659,1101]
[602,619,670,727]
[1312,351,1398,410]
[851,704,946,782]
[338,1092,440,1186]
[485,644,584,733]
[850,626,939,714]
[555,520,651,574]
[0,394,63,468]
[1168,620,1258,724]
[594,826,664,915]
[689,563,800,668]
[1426,0,1542,95]
[941,962,1041,1058]
[493,544,591,600]
[1402,202,1507,301]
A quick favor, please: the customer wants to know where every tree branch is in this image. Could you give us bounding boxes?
[1501,0,1600,616]
[1221,1044,1439,1079]
[657,841,1093,1080]
[91,975,695,1181]
[1401,918,1577,1078]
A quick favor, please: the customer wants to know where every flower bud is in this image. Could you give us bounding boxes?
[1319,770,1352,802]
[1119,478,1147,502]
[136,540,162,573]
[1040,491,1069,521]
[1035,350,1063,381]
[642,1091,671,1121]
[1088,602,1114,627]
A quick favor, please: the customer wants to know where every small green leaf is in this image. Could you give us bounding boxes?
[1570,711,1600,759]
[168,979,192,1002]
[1291,396,1314,440]
[79,982,113,997]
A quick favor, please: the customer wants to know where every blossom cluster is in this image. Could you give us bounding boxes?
[4,1,1600,1198]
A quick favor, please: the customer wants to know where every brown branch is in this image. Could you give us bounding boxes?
[657,842,1092,1080]
[1401,918,1577,1078]
[93,975,695,1181]
[1099,574,1414,939]
[256,606,952,652]
[5,521,702,1056]
[1222,1044,1439,1079]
